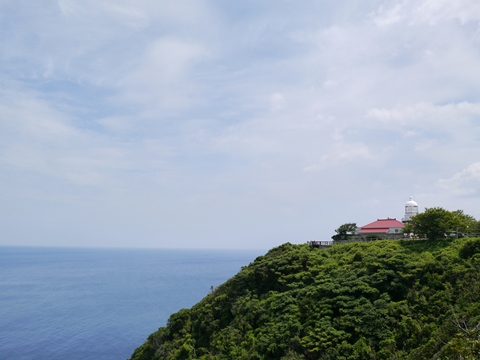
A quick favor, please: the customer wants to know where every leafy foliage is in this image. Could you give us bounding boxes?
[129,238,480,360]
[332,222,357,241]
[404,207,478,241]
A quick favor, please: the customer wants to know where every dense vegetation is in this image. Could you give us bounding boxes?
[404,208,480,241]
[129,238,480,359]
[332,223,357,241]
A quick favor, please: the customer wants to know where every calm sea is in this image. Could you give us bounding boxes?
[0,246,264,360]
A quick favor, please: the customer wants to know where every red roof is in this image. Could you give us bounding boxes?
[359,218,405,234]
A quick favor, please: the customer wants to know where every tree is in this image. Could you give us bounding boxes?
[404,207,478,241]
[332,223,357,241]
[451,210,479,237]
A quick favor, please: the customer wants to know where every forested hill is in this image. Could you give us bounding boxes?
[129,239,480,360]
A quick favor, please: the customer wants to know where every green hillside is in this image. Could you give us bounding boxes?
[129,239,480,359]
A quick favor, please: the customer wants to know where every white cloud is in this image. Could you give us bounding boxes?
[373,0,480,27]
[0,84,134,189]
[104,4,150,29]
[303,141,374,172]
[437,162,480,196]
[118,37,208,111]
[374,2,406,27]
[365,101,480,128]
[362,101,480,183]
[269,93,285,112]
[57,0,84,17]
[2,0,480,247]
[414,0,480,25]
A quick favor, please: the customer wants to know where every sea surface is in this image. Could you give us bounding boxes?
[0,246,264,360]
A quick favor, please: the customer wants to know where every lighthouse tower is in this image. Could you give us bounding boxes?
[402,196,418,222]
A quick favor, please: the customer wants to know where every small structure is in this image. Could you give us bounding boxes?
[402,196,418,222]
[358,218,405,239]
[307,240,333,249]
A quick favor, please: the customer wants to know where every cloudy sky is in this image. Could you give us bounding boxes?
[1,0,480,249]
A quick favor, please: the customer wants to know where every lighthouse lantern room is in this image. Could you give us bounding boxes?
[402,196,418,222]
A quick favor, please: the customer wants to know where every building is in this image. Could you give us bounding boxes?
[358,218,405,236]
[355,197,419,240]
[402,196,418,222]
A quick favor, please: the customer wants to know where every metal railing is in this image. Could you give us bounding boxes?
[307,234,480,248]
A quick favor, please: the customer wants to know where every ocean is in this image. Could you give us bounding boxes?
[0,246,264,360]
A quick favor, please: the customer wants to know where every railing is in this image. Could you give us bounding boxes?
[307,241,333,248]
[307,235,480,248]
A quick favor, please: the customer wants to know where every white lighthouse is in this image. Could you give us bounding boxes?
[402,196,418,222]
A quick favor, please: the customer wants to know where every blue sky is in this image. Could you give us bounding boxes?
[1,0,480,249]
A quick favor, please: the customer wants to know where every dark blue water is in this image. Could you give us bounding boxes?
[0,246,264,360]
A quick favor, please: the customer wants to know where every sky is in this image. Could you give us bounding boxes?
[1,0,480,249]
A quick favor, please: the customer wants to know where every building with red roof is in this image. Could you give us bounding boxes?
[358,218,405,235]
